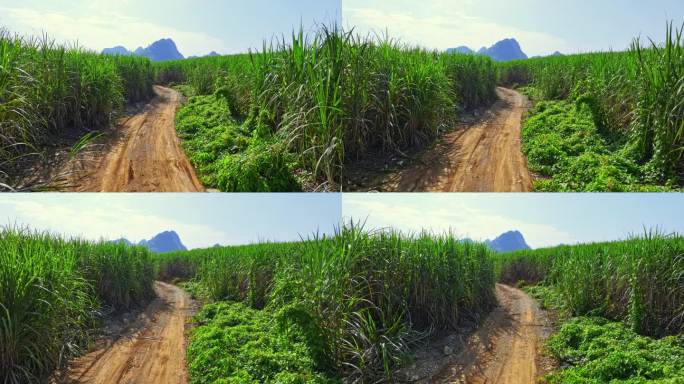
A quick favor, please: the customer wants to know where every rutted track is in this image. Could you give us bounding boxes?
[347,87,534,192]
[63,282,194,384]
[62,86,205,192]
[427,284,554,383]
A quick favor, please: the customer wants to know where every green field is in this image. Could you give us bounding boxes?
[2,224,683,383]
[3,23,683,191]
[498,23,684,192]
[156,228,682,383]
[0,29,154,182]
[157,226,495,383]
[0,227,155,384]
[494,232,684,382]
[153,27,497,191]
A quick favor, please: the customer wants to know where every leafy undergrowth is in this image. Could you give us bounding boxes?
[522,99,676,192]
[522,285,684,383]
[175,95,303,192]
[523,284,569,317]
[187,302,340,384]
[546,317,684,383]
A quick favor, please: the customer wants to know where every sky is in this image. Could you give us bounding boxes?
[2,194,683,250]
[343,194,684,249]
[0,194,341,249]
[344,0,684,56]
[0,0,342,56]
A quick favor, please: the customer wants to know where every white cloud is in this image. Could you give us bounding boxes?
[0,5,229,56]
[342,196,576,248]
[344,1,572,56]
[0,199,233,249]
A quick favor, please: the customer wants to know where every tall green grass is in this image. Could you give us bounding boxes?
[157,225,496,382]
[0,227,155,384]
[498,22,684,185]
[154,26,497,188]
[0,29,154,179]
[494,232,684,337]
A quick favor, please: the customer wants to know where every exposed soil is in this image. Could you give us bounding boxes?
[57,86,205,192]
[345,87,534,192]
[59,282,195,384]
[398,284,555,384]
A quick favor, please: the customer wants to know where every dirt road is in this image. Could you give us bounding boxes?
[347,87,534,192]
[64,282,193,384]
[427,284,554,383]
[61,86,205,192]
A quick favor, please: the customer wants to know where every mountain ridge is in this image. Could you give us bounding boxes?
[447,38,528,61]
[102,38,185,62]
[485,230,531,253]
[112,230,187,253]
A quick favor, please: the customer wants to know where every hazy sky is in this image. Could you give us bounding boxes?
[344,0,684,56]
[0,194,341,249]
[343,194,684,249]
[2,194,683,250]
[0,0,342,56]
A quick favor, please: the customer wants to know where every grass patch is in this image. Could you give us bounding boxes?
[521,100,671,192]
[546,317,684,383]
[175,94,302,192]
[188,302,339,384]
[523,284,569,317]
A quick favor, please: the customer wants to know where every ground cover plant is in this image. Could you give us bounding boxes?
[494,232,684,382]
[545,317,684,383]
[498,22,684,191]
[154,26,498,191]
[187,302,340,384]
[156,225,497,383]
[0,29,154,185]
[0,227,155,384]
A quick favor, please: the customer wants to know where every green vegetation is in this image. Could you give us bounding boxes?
[0,29,154,182]
[495,233,684,336]
[0,227,155,384]
[156,27,497,191]
[5,221,683,383]
[499,23,684,191]
[188,302,339,384]
[175,95,301,192]
[521,100,668,191]
[495,233,684,382]
[158,225,496,382]
[546,318,684,383]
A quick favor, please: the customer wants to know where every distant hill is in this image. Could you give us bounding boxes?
[103,38,184,62]
[448,38,528,62]
[447,46,475,55]
[111,238,133,246]
[484,39,528,61]
[485,231,531,253]
[188,51,222,59]
[102,46,133,56]
[112,231,188,253]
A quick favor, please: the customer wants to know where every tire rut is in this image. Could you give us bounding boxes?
[59,86,205,192]
[61,282,194,384]
[347,87,534,192]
